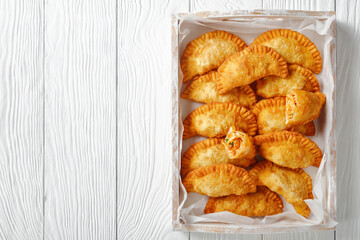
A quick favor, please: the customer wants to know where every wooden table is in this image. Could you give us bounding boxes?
[0,0,357,239]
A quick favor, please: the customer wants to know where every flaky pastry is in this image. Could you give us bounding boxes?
[217,45,288,94]
[183,163,256,197]
[204,186,283,216]
[181,31,247,83]
[251,29,322,73]
[181,71,257,109]
[254,131,322,168]
[249,161,313,218]
[183,102,257,139]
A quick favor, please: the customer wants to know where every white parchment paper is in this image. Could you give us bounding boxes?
[175,13,337,229]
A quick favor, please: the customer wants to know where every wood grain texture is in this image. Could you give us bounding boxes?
[336,0,360,239]
[189,0,262,239]
[117,0,189,239]
[44,0,116,239]
[0,0,43,239]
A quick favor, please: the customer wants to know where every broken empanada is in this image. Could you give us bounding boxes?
[183,102,257,139]
[181,138,256,177]
[254,131,322,168]
[256,64,320,98]
[286,89,326,126]
[181,71,257,109]
[204,186,283,216]
[249,161,313,218]
[181,31,247,83]
[223,127,256,159]
[252,97,315,136]
[217,45,288,94]
[251,29,322,74]
[183,163,256,197]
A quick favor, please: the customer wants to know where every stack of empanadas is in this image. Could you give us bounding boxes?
[180,29,326,219]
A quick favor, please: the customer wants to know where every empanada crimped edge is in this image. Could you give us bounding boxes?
[289,64,320,92]
[251,29,322,74]
[182,102,258,139]
[181,31,247,83]
[253,131,322,167]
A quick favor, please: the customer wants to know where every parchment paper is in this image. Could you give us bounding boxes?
[175,14,337,229]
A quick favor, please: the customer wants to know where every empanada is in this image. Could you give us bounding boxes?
[223,127,256,159]
[181,31,247,83]
[181,71,257,109]
[181,138,256,177]
[252,97,315,136]
[254,131,322,168]
[249,161,313,217]
[217,45,288,94]
[183,102,257,139]
[204,186,283,216]
[286,89,326,126]
[256,64,320,98]
[183,163,256,197]
[251,29,322,74]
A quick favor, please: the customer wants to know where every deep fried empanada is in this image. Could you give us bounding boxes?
[181,71,257,109]
[181,138,256,177]
[252,97,315,136]
[223,127,256,159]
[286,89,326,126]
[204,186,283,216]
[183,102,257,139]
[181,31,247,83]
[256,64,320,98]
[217,45,288,94]
[254,131,322,168]
[249,161,313,217]
[183,163,256,197]
[251,29,322,74]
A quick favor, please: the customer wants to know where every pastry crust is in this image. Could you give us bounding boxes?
[181,71,257,109]
[223,127,256,159]
[217,45,288,94]
[256,64,320,98]
[181,31,247,83]
[251,29,322,74]
[252,97,315,136]
[204,186,283,216]
[286,89,326,126]
[254,131,323,168]
[249,161,313,217]
[183,102,257,139]
[183,163,257,197]
[181,138,256,177]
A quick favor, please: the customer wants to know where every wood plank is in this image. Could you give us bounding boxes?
[117,0,189,239]
[336,0,360,240]
[189,1,262,239]
[44,0,116,239]
[0,0,43,239]
[262,1,335,240]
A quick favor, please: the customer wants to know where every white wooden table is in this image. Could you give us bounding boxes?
[0,0,357,239]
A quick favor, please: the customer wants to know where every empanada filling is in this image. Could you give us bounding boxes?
[286,92,297,120]
[223,127,256,159]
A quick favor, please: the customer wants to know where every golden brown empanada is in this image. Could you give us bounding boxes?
[252,97,315,136]
[254,131,322,168]
[249,161,313,218]
[204,186,283,216]
[183,163,256,197]
[183,102,257,139]
[181,31,247,83]
[217,45,288,94]
[181,71,257,109]
[223,127,256,159]
[181,138,256,177]
[251,29,322,74]
[286,89,326,126]
[256,64,320,98]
